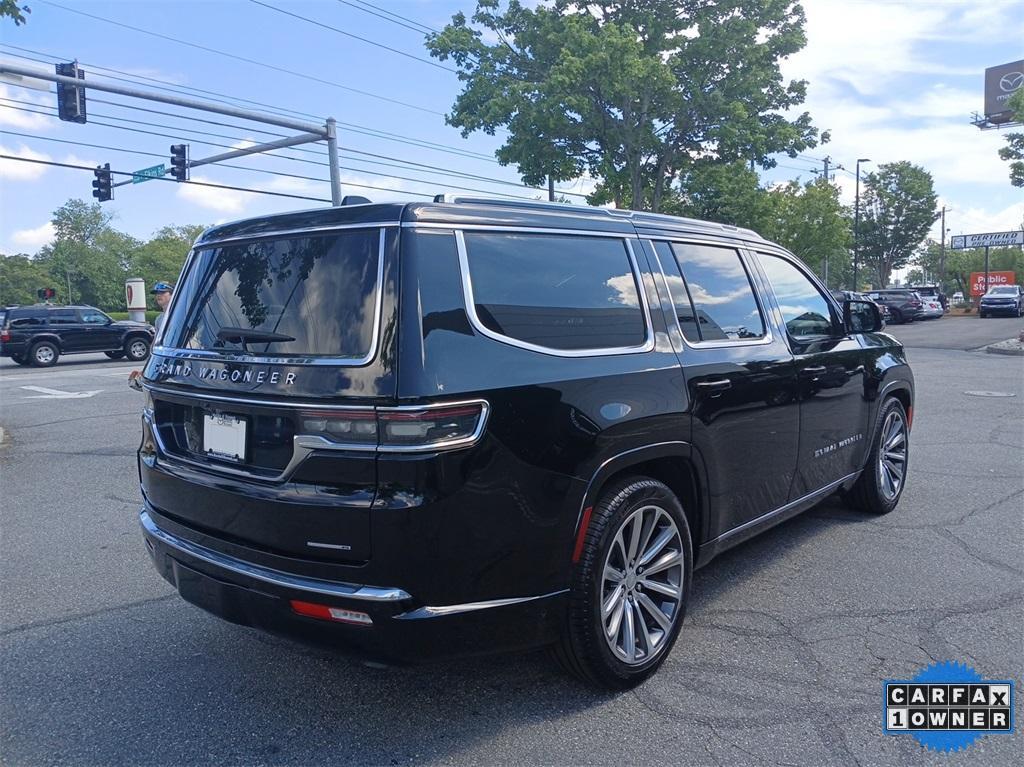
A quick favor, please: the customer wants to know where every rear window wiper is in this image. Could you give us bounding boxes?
[215,327,296,351]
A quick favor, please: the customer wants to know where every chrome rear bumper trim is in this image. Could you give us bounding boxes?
[140,510,411,602]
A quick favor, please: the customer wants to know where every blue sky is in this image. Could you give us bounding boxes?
[1,0,1022,259]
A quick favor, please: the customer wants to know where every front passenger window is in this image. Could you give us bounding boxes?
[756,253,837,339]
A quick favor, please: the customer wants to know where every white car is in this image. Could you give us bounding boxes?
[919,296,944,319]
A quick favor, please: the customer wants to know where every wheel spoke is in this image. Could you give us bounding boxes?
[640,577,680,599]
[634,509,658,564]
[885,415,903,445]
[606,591,625,638]
[884,450,905,463]
[611,531,627,568]
[644,549,682,576]
[604,564,625,584]
[881,465,896,497]
[885,431,905,451]
[637,526,675,568]
[622,600,636,663]
[603,583,625,618]
[637,593,673,633]
[883,459,903,481]
[626,514,642,563]
[634,602,654,657]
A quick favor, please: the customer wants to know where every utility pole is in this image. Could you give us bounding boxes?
[548,175,555,202]
[822,156,831,182]
[853,158,871,290]
[939,206,947,287]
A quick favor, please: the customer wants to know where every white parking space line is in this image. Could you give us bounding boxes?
[20,385,102,399]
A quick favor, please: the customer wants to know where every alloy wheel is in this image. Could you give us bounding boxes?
[877,410,907,501]
[35,345,55,364]
[130,340,149,359]
[601,504,684,665]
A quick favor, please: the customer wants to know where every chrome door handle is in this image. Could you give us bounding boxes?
[801,366,827,376]
[695,379,732,390]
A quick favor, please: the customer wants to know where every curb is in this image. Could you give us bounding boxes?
[986,344,1024,357]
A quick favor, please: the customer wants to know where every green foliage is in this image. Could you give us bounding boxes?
[858,162,938,288]
[0,253,50,306]
[108,311,161,323]
[671,162,776,232]
[914,236,1024,298]
[998,89,1024,187]
[0,0,30,25]
[2,199,202,312]
[428,0,822,212]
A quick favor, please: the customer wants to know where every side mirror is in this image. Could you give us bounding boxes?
[844,299,883,333]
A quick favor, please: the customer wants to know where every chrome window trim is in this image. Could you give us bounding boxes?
[154,227,388,367]
[453,229,656,357]
[404,221,634,238]
[140,510,411,602]
[646,238,775,350]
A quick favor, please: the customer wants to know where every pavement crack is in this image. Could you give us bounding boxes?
[0,594,177,639]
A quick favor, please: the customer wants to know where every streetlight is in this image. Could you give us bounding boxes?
[853,158,871,290]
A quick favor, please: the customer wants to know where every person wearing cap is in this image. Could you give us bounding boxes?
[151,281,174,335]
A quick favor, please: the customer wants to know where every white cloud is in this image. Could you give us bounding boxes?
[176,175,248,213]
[0,83,53,131]
[0,144,50,180]
[11,221,55,250]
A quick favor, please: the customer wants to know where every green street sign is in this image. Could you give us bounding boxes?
[132,164,166,184]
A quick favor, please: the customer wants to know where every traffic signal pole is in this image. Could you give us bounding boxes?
[0,61,344,205]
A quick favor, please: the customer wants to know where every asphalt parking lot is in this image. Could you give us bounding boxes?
[1,316,1022,766]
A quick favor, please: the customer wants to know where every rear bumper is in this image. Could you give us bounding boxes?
[140,508,566,662]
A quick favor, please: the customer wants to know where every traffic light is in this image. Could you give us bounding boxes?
[55,62,87,124]
[37,288,56,301]
[170,144,189,181]
[92,163,112,202]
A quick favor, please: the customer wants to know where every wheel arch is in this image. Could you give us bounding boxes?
[29,333,64,351]
[574,442,709,565]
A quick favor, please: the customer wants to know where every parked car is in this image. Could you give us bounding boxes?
[908,285,947,311]
[979,285,1024,317]
[137,197,914,689]
[918,294,945,319]
[0,304,154,367]
[866,290,923,324]
[832,290,890,323]
[951,291,964,303]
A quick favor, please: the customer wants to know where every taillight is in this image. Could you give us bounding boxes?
[297,401,488,452]
[299,409,377,446]
[290,600,373,626]
[0,329,9,342]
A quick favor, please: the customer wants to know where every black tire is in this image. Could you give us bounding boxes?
[124,335,150,362]
[553,477,692,689]
[979,311,987,319]
[890,309,902,324]
[105,350,125,360]
[11,354,31,366]
[847,397,909,515]
[29,341,59,367]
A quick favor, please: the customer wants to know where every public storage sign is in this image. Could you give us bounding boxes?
[970,271,1017,296]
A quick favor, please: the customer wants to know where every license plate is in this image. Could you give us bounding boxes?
[203,413,247,461]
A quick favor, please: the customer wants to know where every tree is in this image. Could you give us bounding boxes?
[997,89,1024,187]
[762,177,851,286]
[671,161,776,232]
[0,253,50,305]
[130,224,204,308]
[914,236,1024,299]
[858,162,938,288]
[428,0,822,212]
[0,1,30,25]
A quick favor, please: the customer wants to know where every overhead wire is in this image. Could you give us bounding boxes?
[336,0,437,36]
[35,0,447,116]
[0,153,335,202]
[247,0,456,73]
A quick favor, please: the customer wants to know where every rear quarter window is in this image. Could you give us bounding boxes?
[459,231,648,352]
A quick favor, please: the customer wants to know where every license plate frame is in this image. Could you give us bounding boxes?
[203,413,247,462]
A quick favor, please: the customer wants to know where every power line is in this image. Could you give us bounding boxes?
[248,0,456,73]
[36,0,447,116]
[0,46,498,162]
[0,99,588,198]
[0,153,333,202]
[336,0,436,36]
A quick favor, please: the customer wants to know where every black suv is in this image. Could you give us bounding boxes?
[865,290,923,324]
[1,304,153,367]
[137,198,914,688]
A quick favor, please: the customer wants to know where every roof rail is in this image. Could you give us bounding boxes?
[430,194,763,239]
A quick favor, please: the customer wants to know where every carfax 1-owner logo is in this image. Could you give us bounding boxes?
[884,661,1015,752]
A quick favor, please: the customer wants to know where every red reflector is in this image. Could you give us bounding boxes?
[906,406,913,429]
[572,506,594,564]
[289,600,373,626]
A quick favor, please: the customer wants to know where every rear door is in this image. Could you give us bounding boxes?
[652,240,800,535]
[48,308,89,351]
[752,251,873,497]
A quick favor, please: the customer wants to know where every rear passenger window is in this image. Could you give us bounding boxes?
[49,309,78,325]
[461,232,647,352]
[666,243,765,342]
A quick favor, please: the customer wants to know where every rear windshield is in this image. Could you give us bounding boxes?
[162,229,382,360]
